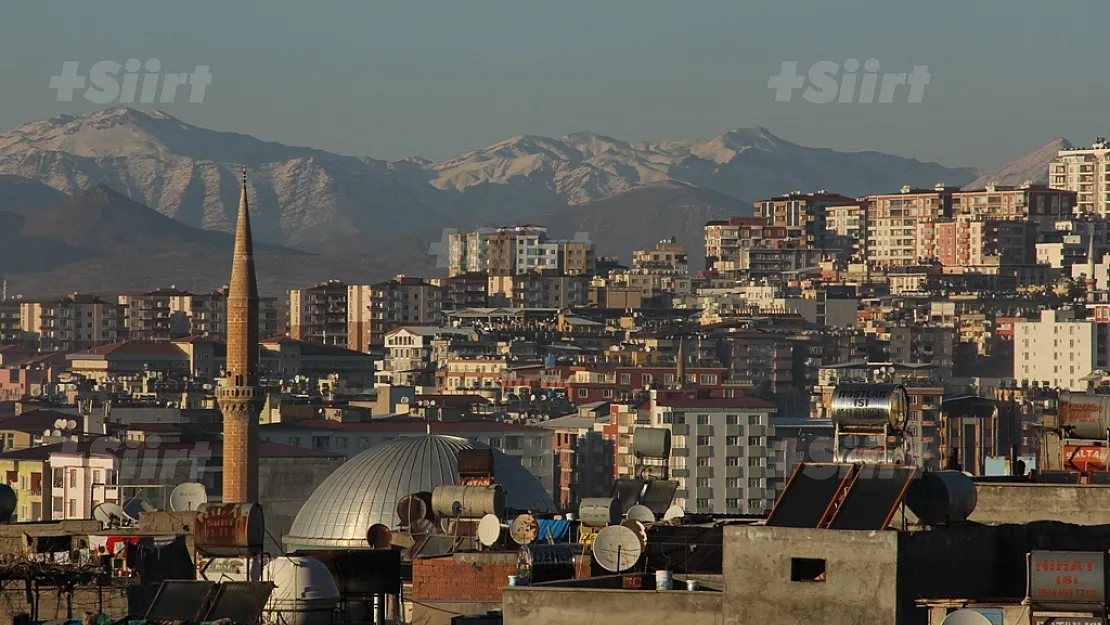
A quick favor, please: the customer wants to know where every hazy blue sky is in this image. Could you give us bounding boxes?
[2,0,1105,168]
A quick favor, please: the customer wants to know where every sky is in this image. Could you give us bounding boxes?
[1,0,1106,169]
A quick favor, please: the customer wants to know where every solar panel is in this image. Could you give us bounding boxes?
[611,478,646,514]
[412,535,460,559]
[827,464,916,531]
[205,582,273,625]
[1088,472,1110,485]
[639,480,679,515]
[145,580,215,621]
[643,524,723,574]
[767,463,856,528]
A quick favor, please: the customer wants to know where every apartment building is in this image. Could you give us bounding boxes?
[0,302,22,342]
[289,280,349,347]
[1013,308,1110,391]
[486,226,595,277]
[607,237,693,297]
[448,230,492,277]
[735,247,838,282]
[648,389,778,515]
[366,277,445,352]
[23,295,126,353]
[866,185,954,268]
[754,191,858,247]
[381,326,478,386]
[916,218,1037,267]
[506,272,589,308]
[1050,138,1110,216]
[432,273,489,312]
[1035,219,1110,270]
[952,183,1075,229]
[704,217,792,276]
[117,288,193,341]
[0,445,116,522]
[826,203,868,261]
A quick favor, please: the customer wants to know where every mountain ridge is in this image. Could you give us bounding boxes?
[0,107,979,247]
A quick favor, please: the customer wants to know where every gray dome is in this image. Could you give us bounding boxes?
[284,434,555,550]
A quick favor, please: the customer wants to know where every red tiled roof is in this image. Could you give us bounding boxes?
[70,341,187,358]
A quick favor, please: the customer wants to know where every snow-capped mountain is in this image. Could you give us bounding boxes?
[0,107,979,247]
[963,138,1073,190]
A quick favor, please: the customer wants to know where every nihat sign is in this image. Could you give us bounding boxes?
[1028,551,1106,609]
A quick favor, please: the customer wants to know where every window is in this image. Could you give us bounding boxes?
[748,415,761,425]
[696,415,709,425]
[577,388,588,398]
[696,436,711,446]
[790,558,826,582]
[726,436,740,446]
[726,477,740,488]
[335,437,348,449]
[68,500,76,518]
[695,498,710,508]
[289,437,300,447]
[696,477,710,487]
[696,457,711,467]
[727,457,741,466]
[53,497,63,513]
[620,373,631,384]
[603,388,614,398]
[505,437,522,450]
[749,478,761,488]
[726,498,739,509]
[748,436,762,446]
[312,436,330,449]
[726,415,739,425]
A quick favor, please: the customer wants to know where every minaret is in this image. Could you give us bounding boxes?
[218,169,262,503]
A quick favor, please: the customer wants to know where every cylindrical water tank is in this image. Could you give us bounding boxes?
[263,556,340,625]
[1058,392,1110,440]
[431,485,505,519]
[905,471,978,525]
[830,384,908,430]
[578,498,621,527]
[633,428,671,459]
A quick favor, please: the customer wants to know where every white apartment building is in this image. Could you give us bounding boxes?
[380,326,478,385]
[22,295,126,353]
[648,390,778,515]
[1051,139,1110,216]
[866,185,954,268]
[1013,309,1110,390]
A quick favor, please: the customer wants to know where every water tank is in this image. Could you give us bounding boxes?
[194,503,264,556]
[431,485,505,519]
[830,384,908,430]
[1058,392,1110,440]
[905,471,978,525]
[633,428,671,459]
[517,544,576,584]
[578,498,621,528]
[263,556,341,625]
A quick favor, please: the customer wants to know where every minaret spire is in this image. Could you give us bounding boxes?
[218,166,262,503]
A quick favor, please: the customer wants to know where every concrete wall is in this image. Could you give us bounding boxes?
[0,585,131,622]
[971,483,1110,526]
[259,455,344,553]
[503,587,723,625]
[723,525,899,625]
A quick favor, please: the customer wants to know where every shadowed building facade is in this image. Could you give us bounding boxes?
[217,171,263,502]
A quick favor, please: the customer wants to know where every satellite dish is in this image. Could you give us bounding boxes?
[53,419,65,429]
[0,484,17,523]
[940,609,994,625]
[619,519,648,551]
[42,429,52,438]
[122,498,155,520]
[51,430,61,437]
[65,420,77,430]
[477,514,504,547]
[409,518,436,539]
[396,494,429,526]
[30,388,41,397]
[400,397,410,404]
[626,505,656,524]
[592,525,643,573]
[168,483,208,512]
[509,514,538,545]
[93,502,128,528]
[367,523,393,549]
[662,505,685,522]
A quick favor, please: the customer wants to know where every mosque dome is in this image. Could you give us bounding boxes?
[284,434,555,550]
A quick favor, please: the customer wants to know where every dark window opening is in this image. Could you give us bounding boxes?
[790,557,826,582]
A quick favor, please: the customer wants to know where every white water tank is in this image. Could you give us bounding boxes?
[263,556,340,625]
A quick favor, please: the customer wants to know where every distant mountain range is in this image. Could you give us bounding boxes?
[0,107,978,247]
[0,106,1077,295]
[963,138,1073,190]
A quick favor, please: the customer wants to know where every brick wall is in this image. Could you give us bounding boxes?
[411,552,593,602]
